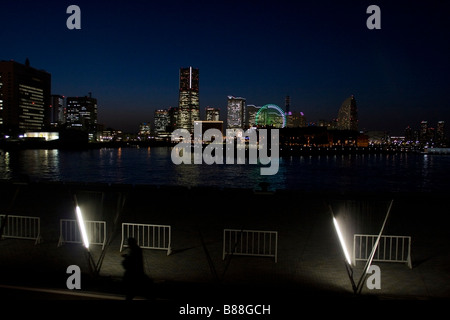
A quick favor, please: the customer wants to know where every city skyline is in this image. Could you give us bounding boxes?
[1,1,449,134]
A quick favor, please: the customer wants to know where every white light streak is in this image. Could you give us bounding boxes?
[333,217,351,265]
[76,206,89,249]
[189,66,192,89]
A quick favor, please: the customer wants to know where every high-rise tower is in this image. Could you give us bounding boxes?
[227,96,246,129]
[0,59,51,134]
[66,95,98,135]
[337,95,358,131]
[177,66,199,133]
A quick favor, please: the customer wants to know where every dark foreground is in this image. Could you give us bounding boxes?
[0,179,449,316]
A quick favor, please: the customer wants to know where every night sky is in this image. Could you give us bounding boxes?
[1,0,449,134]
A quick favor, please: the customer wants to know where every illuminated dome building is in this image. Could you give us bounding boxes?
[337,95,358,131]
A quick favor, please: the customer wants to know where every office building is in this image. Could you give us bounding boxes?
[167,106,178,132]
[0,59,51,134]
[436,121,445,144]
[139,122,151,136]
[66,94,98,137]
[227,96,246,129]
[337,95,358,131]
[154,109,170,135]
[286,111,306,128]
[205,107,220,121]
[178,67,199,133]
[419,121,428,143]
[246,104,260,128]
[50,94,65,127]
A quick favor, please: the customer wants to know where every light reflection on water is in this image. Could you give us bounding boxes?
[0,147,449,192]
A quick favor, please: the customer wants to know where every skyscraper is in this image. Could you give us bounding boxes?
[436,121,445,144]
[419,120,428,143]
[167,106,178,132]
[154,109,169,135]
[66,94,98,137]
[177,67,199,133]
[246,104,260,128]
[227,96,246,129]
[0,59,51,134]
[337,95,358,131]
[50,94,65,127]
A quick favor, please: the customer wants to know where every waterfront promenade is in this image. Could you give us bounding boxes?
[0,179,449,307]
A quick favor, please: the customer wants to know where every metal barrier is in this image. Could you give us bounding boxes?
[353,234,412,268]
[120,223,172,255]
[223,229,278,262]
[0,214,41,244]
[58,219,107,249]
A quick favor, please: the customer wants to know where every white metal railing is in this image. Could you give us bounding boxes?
[353,234,412,268]
[58,219,107,249]
[0,214,41,244]
[223,229,278,262]
[120,223,172,255]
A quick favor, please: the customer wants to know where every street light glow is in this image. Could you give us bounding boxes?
[333,217,351,265]
[76,206,89,249]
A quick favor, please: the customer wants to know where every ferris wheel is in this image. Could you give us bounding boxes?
[255,104,286,128]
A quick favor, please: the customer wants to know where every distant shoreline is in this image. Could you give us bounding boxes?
[0,139,424,155]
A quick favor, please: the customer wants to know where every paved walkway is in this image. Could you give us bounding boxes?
[1,181,449,308]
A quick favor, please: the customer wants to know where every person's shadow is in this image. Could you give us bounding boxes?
[121,237,155,300]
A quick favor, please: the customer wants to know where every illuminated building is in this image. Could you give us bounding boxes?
[205,107,220,121]
[178,67,199,133]
[139,122,151,136]
[337,95,358,131]
[227,96,246,129]
[246,104,260,128]
[24,131,59,141]
[66,94,98,140]
[436,121,445,144]
[154,109,169,135]
[50,94,65,127]
[284,96,307,128]
[367,131,389,145]
[419,120,428,141]
[168,107,178,132]
[286,111,306,128]
[0,59,51,135]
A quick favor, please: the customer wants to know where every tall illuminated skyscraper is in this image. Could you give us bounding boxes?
[227,96,246,129]
[337,95,358,131]
[177,66,199,133]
